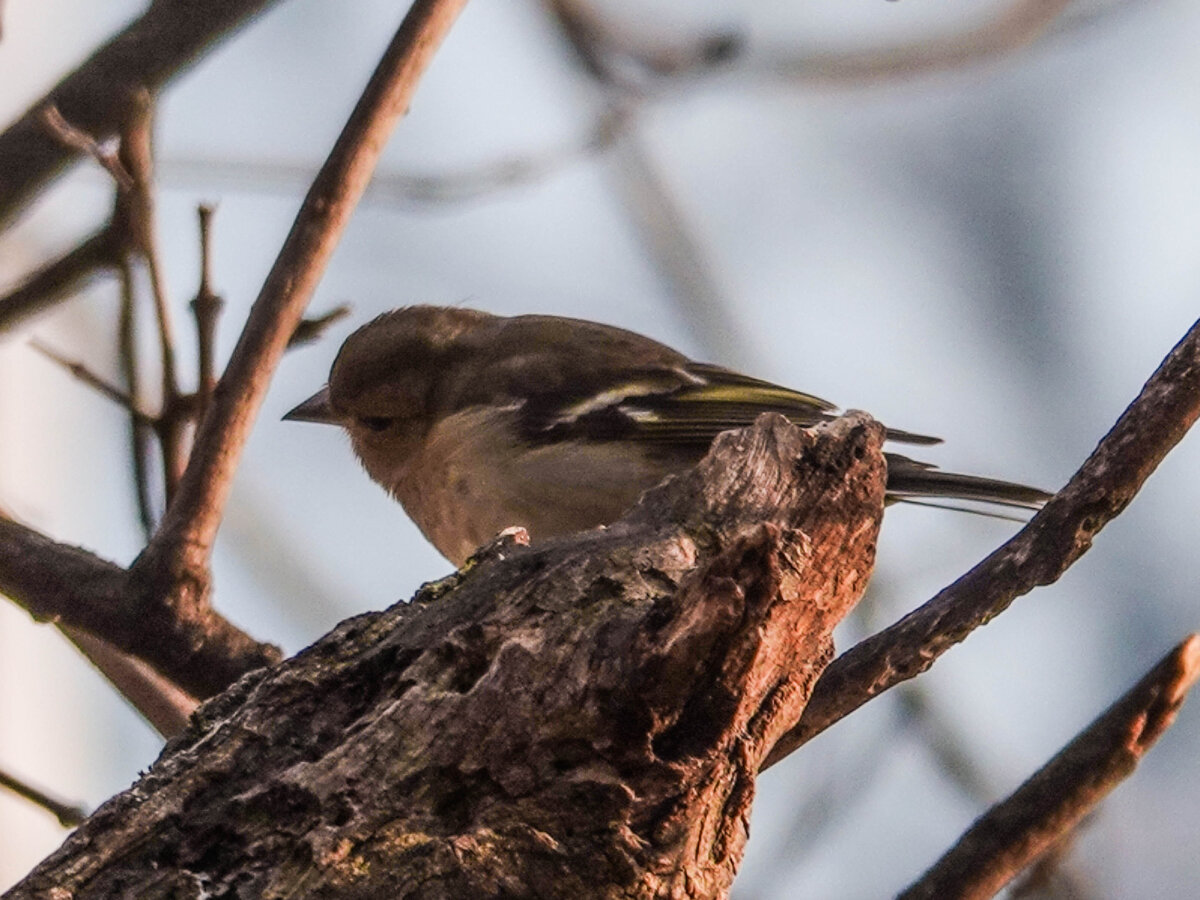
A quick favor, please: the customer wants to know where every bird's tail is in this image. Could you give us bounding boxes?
[884,453,1051,513]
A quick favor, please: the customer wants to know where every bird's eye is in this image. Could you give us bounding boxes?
[358,416,394,433]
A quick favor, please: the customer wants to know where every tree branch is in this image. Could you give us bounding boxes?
[900,635,1200,900]
[135,0,470,600]
[61,627,198,738]
[0,0,288,227]
[0,513,278,700]
[190,204,223,417]
[0,227,119,332]
[1,0,469,712]
[759,0,1072,84]
[29,339,154,425]
[4,413,887,898]
[0,765,87,829]
[767,316,1200,767]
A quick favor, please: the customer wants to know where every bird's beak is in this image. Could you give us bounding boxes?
[283,385,338,424]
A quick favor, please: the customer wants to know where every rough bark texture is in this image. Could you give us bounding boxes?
[6,413,885,900]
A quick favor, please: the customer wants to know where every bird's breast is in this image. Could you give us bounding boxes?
[391,406,680,565]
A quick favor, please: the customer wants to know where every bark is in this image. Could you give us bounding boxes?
[5,413,884,900]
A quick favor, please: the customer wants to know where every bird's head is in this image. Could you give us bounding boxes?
[284,305,494,489]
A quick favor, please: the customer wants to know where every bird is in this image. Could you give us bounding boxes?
[285,306,1050,566]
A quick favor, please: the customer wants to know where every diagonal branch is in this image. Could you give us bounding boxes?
[39,106,134,190]
[900,635,1200,900]
[0,227,119,332]
[766,317,1200,768]
[136,0,470,592]
[0,0,289,227]
[0,513,278,700]
[0,765,87,829]
[29,339,154,425]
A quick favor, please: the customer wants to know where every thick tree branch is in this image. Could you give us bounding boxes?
[0,0,288,228]
[768,317,1200,767]
[0,513,278,700]
[5,414,886,898]
[900,635,1200,900]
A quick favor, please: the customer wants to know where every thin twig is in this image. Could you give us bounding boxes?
[544,0,739,89]
[115,90,189,498]
[900,635,1200,900]
[766,317,1200,768]
[138,0,471,592]
[118,254,158,539]
[191,203,223,420]
[0,765,87,829]
[117,92,178,400]
[287,304,351,348]
[39,106,133,190]
[28,339,155,425]
[0,227,120,333]
[159,104,632,206]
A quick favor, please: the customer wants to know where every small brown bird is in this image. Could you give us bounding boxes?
[286,306,1049,566]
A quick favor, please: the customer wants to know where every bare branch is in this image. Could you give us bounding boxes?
[0,764,87,829]
[39,106,133,190]
[115,91,179,402]
[160,105,631,206]
[287,303,350,349]
[29,339,154,425]
[546,0,1068,91]
[0,0,288,227]
[900,635,1200,900]
[767,317,1200,767]
[118,255,158,539]
[0,513,279,700]
[61,626,197,738]
[112,90,191,499]
[138,0,470,591]
[0,227,119,332]
[544,0,740,89]
[191,204,223,418]
[758,0,1072,85]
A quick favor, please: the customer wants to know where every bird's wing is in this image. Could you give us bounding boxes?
[520,360,942,449]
